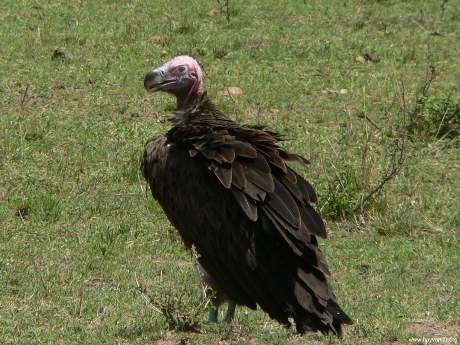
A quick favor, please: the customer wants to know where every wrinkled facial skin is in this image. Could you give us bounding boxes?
[144,56,203,109]
[144,63,196,94]
[144,55,203,98]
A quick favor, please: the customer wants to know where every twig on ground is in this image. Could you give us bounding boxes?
[134,282,162,314]
[354,135,406,212]
[216,0,231,23]
[357,112,382,131]
[20,84,30,109]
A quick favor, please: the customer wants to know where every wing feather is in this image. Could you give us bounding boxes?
[231,161,247,189]
[266,180,301,229]
[209,162,232,188]
[281,173,317,204]
[215,146,236,163]
[279,149,310,165]
[297,268,331,302]
[231,189,258,221]
[300,204,327,238]
[233,141,257,158]
[244,154,274,193]
[243,181,267,202]
[187,130,327,242]
[263,208,303,256]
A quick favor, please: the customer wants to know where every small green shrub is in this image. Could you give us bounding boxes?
[405,72,459,141]
[139,259,210,333]
[421,95,459,139]
[319,161,363,220]
[14,191,63,223]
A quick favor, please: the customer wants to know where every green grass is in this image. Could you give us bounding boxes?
[1,0,459,344]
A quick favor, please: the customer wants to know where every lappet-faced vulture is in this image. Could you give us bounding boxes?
[141,56,352,335]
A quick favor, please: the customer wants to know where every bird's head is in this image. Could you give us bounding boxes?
[144,55,204,110]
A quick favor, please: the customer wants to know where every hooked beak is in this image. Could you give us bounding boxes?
[144,66,176,92]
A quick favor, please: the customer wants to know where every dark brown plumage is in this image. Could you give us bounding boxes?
[141,56,352,336]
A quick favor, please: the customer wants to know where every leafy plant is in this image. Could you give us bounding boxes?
[137,267,210,333]
[415,95,459,140]
[405,66,459,141]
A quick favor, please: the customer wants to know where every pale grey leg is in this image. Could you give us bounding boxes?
[207,306,219,323]
[223,302,236,322]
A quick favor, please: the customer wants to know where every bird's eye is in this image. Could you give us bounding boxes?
[177,65,186,73]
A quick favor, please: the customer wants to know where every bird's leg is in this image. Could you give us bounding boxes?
[198,263,221,323]
[206,288,222,323]
[207,305,219,323]
[223,302,236,323]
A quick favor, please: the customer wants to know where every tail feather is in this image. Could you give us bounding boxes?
[328,299,353,336]
[294,302,352,336]
[293,289,352,336]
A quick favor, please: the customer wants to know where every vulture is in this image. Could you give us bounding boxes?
[141,55,352,336]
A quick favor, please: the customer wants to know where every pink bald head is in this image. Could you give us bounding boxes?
[168,56,203,85]
[167,56,204,102]
[144,55,204,110]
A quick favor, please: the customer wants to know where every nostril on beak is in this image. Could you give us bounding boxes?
[144,70,161,90]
